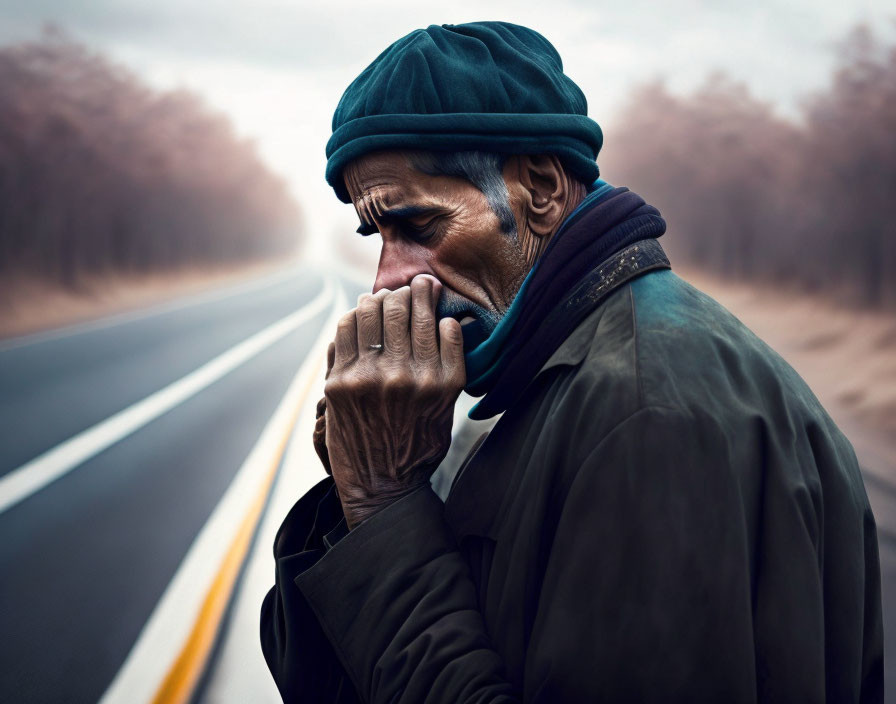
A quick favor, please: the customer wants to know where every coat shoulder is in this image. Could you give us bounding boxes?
[628,270,858,465]
[551,267,865,500]
[627,268,824,420]
[563,267,839,433]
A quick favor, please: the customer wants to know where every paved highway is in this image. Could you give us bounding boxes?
[863,470,896,700]
[0,265,364,703]
[1,264,894,702]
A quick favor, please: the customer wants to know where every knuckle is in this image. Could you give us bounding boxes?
[356,302,377,320]
[347,368,376,393]
[413,294,433,313]
[415,339,438,359]
[395,285,412,300]
[416,372,441,396]
[384,291,408,312]
[325,370,366,395]
[383,368,412,390]
[337,311,356,331]
[412,312,435,332]
[361,291,383,309]
[384,288,411,310]
[324,378,341,398]
[327,378,355,398]
[357,307,378,327]
[384,305,407,328]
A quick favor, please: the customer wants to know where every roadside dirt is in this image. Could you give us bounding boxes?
[0,260,293,341]
[683,269,896,479]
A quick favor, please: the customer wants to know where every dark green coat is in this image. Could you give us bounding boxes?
[261,267,883,703]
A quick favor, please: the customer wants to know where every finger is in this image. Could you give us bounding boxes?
[439,317,466,386]
[333,310,358,369]
[383,286,411,357]
[316,396,326,418]
[325,342,335,379]
[312,414,331,476]
[356,290,387,352]
[410,274,440,363]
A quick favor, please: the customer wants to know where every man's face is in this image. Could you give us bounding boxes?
[343,151,531,349]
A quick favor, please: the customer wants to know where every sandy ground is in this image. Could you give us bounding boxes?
[0,260,294,341]
[683,269,896,480]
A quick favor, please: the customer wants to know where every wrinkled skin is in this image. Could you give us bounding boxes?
[315,151,585,528]
[313,396,330,476]
[322,276,464,528]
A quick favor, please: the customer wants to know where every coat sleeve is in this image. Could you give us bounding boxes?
[293,483,518,703]
[276,405,881,703]
[260,476,360,703]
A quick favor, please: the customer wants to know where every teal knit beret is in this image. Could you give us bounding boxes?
[325,21,603,203]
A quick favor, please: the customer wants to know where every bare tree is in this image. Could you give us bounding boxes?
[0,29,301,289]
[601,22,896,308]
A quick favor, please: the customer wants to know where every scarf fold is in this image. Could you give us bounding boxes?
[463,184,670,420]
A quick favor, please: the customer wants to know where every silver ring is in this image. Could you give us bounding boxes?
[368,344,384,351]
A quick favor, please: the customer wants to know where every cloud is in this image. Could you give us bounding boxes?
[0,0,424,68]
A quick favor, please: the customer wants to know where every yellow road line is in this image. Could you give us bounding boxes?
[151,351,325,704]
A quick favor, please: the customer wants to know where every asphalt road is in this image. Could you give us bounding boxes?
[1,265,893,702]
[862,470,896,699]
[0,266,361,704]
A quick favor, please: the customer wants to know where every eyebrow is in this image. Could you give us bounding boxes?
[355,205,440,236]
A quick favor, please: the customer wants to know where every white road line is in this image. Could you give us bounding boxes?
[196,284,347,704]
[0,279,334,516]
[98,284,347,704]
[0,264,307,352]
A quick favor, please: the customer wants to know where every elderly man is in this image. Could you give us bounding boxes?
[260,21,883,703]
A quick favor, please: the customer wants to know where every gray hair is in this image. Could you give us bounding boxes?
[405,151,517,235]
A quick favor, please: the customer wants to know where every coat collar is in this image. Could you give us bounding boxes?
[467,239,670,420]
[444,305,606,542]
[535,301,605,375]
[534,239,669,375]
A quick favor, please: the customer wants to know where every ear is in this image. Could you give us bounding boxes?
[514,154,569,238]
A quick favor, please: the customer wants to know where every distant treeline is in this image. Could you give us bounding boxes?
[601,24,896,308]
[0,30,300,288]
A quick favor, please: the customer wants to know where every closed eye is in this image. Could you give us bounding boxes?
[403,218,439,242]
[356,213,442,241]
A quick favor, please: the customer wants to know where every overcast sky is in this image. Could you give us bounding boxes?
[2,0,894,262]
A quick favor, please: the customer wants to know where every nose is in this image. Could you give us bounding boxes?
[372,239,433,293]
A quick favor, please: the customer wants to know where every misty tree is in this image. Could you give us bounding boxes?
[0,27,301,289]
[600,22,896,308]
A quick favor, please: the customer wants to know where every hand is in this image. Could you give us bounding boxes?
[313,395,331,476]
[312,342,338,476]
[324,274,465,528]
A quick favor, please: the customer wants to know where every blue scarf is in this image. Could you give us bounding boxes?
[462,180,668,419]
